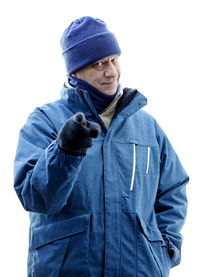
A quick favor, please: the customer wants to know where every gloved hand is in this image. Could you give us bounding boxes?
[57,112,101,156]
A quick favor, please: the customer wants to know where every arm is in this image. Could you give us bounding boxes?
[154,121,189,267]
[14,110,85,215]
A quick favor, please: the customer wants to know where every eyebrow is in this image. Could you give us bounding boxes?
[95,58,108,63]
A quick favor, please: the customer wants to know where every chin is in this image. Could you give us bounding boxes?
[102,87,118,96]
[107,91,116,96]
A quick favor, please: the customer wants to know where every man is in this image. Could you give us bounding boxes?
[14,16,189,277]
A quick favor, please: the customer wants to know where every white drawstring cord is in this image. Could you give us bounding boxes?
[130,144,150,191]
[130,143,136,191]
[146,146,150,174]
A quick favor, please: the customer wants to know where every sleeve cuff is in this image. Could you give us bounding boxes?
[168,241,181,268]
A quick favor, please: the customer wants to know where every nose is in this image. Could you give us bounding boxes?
[104,61,118,78]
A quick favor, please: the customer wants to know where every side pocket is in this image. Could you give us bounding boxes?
[29,214,90,277]
[137,216,171,277]
[32,235,70,277]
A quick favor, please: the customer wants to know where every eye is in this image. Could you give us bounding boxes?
[111,57,119,65]
[94,61,103,68]
[92,60,105,70]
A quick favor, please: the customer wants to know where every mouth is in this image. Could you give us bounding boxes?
[101,81,116,88]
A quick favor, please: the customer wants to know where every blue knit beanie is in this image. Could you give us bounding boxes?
[60,16,121,74]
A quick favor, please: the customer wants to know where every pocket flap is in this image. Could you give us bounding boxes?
[138,217,164,243]
[30,213,90,249]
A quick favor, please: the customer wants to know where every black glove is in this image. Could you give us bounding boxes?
[57,112,101,156]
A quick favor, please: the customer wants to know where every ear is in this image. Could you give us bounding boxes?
[71,73,77,77]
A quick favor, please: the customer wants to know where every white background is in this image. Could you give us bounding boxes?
[0,0,199,276]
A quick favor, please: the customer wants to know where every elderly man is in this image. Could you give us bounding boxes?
[14,16,189,277]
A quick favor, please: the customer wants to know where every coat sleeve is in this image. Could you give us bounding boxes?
[14,110,85,215]
[154,120,189,268]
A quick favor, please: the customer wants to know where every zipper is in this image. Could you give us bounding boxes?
[146,146,150,174]
[130,145,150,191]
[130,143,136,191]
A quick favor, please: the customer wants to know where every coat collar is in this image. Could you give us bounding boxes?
[60,86,147,131]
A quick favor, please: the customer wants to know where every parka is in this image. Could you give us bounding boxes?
[14,86,189,277]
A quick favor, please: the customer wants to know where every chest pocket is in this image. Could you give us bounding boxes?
[114,140,160,192]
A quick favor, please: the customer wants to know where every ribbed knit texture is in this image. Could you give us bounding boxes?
[60,16,121,74]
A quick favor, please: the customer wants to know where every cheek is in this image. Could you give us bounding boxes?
[90,74,102,86]
[76,70,97,86]
[117,67,121,80]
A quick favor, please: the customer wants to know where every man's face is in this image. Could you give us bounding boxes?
[72,54,121,95]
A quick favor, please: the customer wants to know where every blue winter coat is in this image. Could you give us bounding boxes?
[14,87,189,277]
